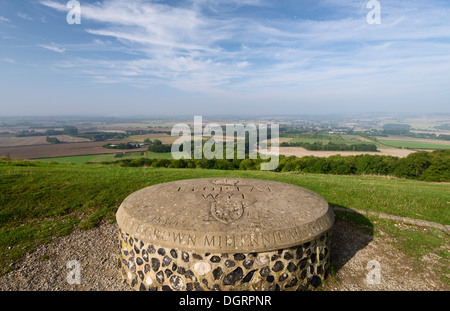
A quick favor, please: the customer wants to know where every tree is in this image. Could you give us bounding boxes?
[147,144,171,153]
[394,151,431,178]
[168,159,188,168]
[214,159,233,170]
[63,127,78,136]
[46,136,61,144]
[239,159,254,170]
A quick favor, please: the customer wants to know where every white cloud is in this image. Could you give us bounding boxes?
[0,16,10,22]
[237,61,249,68]
[39,0,67,11]
[40,43,66,53]
[39,0,450,100]
[189,0,270,11]
[1,57,15,64]
[17,12,34,21]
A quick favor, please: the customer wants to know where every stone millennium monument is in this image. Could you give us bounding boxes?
[116,178,334,291]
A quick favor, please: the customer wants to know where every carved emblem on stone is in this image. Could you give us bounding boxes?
[211,199,244,224]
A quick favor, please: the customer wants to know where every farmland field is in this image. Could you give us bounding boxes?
[36,151,175,164]
[276,147,415,158]
[0,140,147,159]
[3,123,450,164]
[378,139,450,150]
[129,133,177,144]
[0,135,90,147]
[281,133,390,150]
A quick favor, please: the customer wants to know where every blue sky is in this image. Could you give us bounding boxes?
[0,0,449,116]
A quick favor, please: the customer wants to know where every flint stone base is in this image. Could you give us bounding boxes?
[117,229,331,291]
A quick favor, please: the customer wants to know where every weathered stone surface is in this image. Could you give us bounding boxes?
[118,229,332,291]
[222,267,244,285]
[193,262,212,275]
[116,178,334,253]
[116,178,334,291]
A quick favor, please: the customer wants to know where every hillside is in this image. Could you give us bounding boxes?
[0,159,448,288]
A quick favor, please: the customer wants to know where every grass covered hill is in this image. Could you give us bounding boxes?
[0,158,449,276]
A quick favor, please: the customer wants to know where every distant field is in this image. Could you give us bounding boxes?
[277,147,416,158]
[97,123,154,129]
[411,130,450,136]
[129,133,177,144]
[0,135,90,147]
[284,134,390,149]
[36,151,176,164]
[378,139,450,150]
[0,140,147,159]
[97,123,174,130]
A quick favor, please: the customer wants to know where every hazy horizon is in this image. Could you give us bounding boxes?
[1,111,450,123]
[1,0,450,116]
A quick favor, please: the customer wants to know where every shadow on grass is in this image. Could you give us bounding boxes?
[328,203,374,273]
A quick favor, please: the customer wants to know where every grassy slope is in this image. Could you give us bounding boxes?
[378,139,450,150]
[36,154,99,164]
[0,160,449,276]
[35,151,174,164]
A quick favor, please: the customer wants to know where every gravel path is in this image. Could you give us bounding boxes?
[0,218,447,291]
[0,222,130,291]
[332,206,450,234]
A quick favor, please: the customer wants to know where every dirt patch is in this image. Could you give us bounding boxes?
[55,135,92,144]
[323,219,448,291]
[0,136,49,147]
[0,222,130,291]
[129,134,177,144]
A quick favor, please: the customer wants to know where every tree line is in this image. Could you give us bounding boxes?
[280,141,378,152]
[16,127,79,137]
[97,149,449,182]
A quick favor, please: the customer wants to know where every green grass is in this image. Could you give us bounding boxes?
[378,139,450,150]
[0,159,449,277]
[89,151,174,162]
[374,218,449,284]
[36,155,99,164]
[35,151,175,164]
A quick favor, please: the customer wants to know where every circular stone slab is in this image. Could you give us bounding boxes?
[116,178,334,254]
